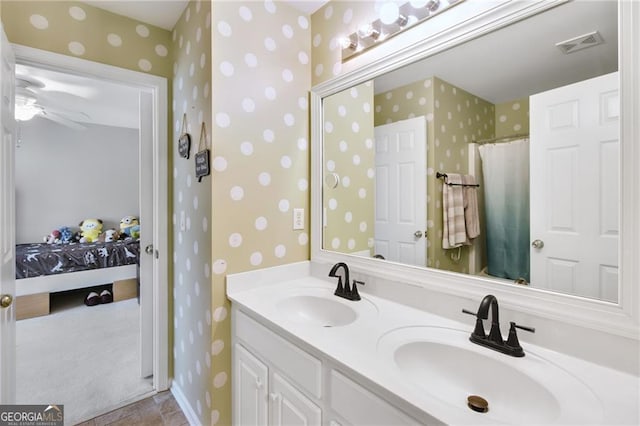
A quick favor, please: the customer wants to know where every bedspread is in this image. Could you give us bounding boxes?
[16,240,140,279]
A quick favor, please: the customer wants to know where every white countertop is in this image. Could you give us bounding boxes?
[227,262,639,425]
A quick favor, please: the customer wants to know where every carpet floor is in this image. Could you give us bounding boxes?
[16,290,154,425]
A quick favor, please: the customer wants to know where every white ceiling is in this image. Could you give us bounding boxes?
[17,1,616,130]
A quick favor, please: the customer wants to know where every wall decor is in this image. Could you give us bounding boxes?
[178,113,191,159]
[195,122,210,182]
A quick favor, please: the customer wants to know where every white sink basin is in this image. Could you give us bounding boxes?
[274,287,377,327]
[377,326,603,424]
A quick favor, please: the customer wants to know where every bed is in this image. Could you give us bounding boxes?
[15,240,140,318]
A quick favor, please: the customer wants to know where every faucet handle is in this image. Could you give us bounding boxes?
[462,308,486,339]
[506,321,535,355]
[347,280,364,301]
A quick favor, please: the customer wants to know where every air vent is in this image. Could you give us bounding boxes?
[556,31,604,54]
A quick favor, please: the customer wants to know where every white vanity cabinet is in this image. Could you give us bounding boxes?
[233,309,322,426]
[232,307,423,426]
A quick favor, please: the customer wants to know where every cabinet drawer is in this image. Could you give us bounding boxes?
[330,370,420,426]
[235,310,322,399]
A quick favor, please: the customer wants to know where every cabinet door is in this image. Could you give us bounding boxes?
[234,344,268,426]
[270,372,321,426]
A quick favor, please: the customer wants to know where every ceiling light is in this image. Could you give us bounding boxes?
[380,2,401,25]
[357,23,380,40]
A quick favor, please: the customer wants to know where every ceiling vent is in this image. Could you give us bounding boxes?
[556,31,604,54]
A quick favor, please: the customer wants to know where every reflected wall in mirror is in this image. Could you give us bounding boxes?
[321,1,619,302]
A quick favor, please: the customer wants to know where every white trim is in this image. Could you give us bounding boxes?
[171,381,201,426]
[311,1,639,340]
[12,44,170,388]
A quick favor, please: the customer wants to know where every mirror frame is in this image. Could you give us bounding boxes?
[311,0,640,339]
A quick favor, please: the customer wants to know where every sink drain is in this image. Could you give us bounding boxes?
[467,395,489,413]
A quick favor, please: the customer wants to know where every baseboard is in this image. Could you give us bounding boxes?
[171,382,201,426]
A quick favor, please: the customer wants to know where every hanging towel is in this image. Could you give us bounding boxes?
[463,174,480,239]
[442,173,468,249]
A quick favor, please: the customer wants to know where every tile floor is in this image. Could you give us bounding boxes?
[77,391,188,426]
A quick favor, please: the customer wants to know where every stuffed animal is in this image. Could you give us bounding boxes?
[43,229,61,244]
[98,228,120,242]
[59,226,74,244]
[78,218,103,243]
[120,215,140,239]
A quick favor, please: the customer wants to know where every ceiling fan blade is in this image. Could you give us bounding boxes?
[40,110,87,131]
[41,105,91,122]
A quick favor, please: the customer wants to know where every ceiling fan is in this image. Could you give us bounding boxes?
[15,75,90,130]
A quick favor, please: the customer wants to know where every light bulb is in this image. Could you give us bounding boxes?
[380,2,400,25]
[409,0,428,7]
[339,37,357,50]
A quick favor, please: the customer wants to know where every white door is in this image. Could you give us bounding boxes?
[374,116,427,266]
[530,72,619,302]
[138,91,153,377]
[0,23,16,403]
[234,344,268,426]
[270,372,321,426]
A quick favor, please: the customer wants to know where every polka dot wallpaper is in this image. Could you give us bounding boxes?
[211,2,311,424]
[374,76,494,273]
[1,1,172,78]
[323,81,374,255]
[171,1,212,424]
[495,97,530,138]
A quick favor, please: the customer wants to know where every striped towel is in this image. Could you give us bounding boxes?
[463,174,480,239]
[442,173,468,249]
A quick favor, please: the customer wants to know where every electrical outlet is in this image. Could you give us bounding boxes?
[293,208,304,230]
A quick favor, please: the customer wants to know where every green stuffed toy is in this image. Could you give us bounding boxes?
[79,218,103,243]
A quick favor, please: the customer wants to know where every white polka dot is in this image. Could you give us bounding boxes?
[138,59,152,71]
[298,51,309,65]
[255,217,268,230]
[279,199,290,212]
[136,24,150,38]
[358,188,367,198]
[348,239,356,250]
[242,98,255,112]
[107,33,122,47]
[298,97,308,110]
[313,33,322,47]
[202,217,208,232]
[499,115,507,123]
[298,138,307,151]
[275,245,286,258]
[240,141,253,156]
[298,16,309,29]
[283,113,295,127]
[216,113,230,128]
[192,86,198,100]
[282,24,294,39]
[200,53,207,69]
[230,186,244,200]
[220,61,234,76]
[333,62,342,76]
[211,410,220,425]
[282,69,293,82]
[212,339,224,355]
[189,63,195,77]
[69,6,86,20]
[250,252,263,266]
[212,156,227,171]
[213,372,227,388]
[280,155,292,168]
[331,238,340,249]
[350,87,359,98]
[196,27,202,43]
[352,122,360,133]
[353,155,361,165]
[339,140,348,151]
[229,233,242,248]
[326,160,335,172]
[344,8,353,24]
[325,121,334,133]
[68,41,85,56]
[186,41,191,55]
[155,44,168,57]
[265,87,277,100]
[192,197,198,210]
[263,129,274,142]
[30,14,49,30]
[512,102,521,110]
[264,37,277,51]
[359,222,368,232]
[345,212,353,223]
[259,172,271,186]
[328,198,337,210]
[239,6,253,21]
[244,53,257,67]
[298,233,309,245]
[298,179,308,191]
[218,20,231,37]
[315,64,324,77]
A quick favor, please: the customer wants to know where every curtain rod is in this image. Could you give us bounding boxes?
[473,133,529,145]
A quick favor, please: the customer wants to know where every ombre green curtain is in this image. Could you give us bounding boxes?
[478,139,530,282]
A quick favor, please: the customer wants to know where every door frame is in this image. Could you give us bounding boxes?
[12,44,169,390]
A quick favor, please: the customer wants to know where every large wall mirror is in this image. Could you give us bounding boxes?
[316,0,623,305]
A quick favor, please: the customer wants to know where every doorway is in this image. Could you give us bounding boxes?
[7,44,168,421]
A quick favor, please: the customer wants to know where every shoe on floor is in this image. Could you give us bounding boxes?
[85,291,101,306]
[100,289,113,304]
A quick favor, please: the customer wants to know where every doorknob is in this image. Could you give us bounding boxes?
[1,294,13,308]
[145,244,154,255]
[414,230,424,238]
[531,239,544,249]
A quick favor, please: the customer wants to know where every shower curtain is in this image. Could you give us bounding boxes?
[478,138,530,282]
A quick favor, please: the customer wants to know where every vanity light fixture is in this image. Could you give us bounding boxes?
[340,0,463,61]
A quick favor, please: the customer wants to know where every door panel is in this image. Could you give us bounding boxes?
[0,23,16,403]
[530,72,619,302]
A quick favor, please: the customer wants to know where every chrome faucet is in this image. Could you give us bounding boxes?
[328,262,364,301]
[463,294,535,357]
